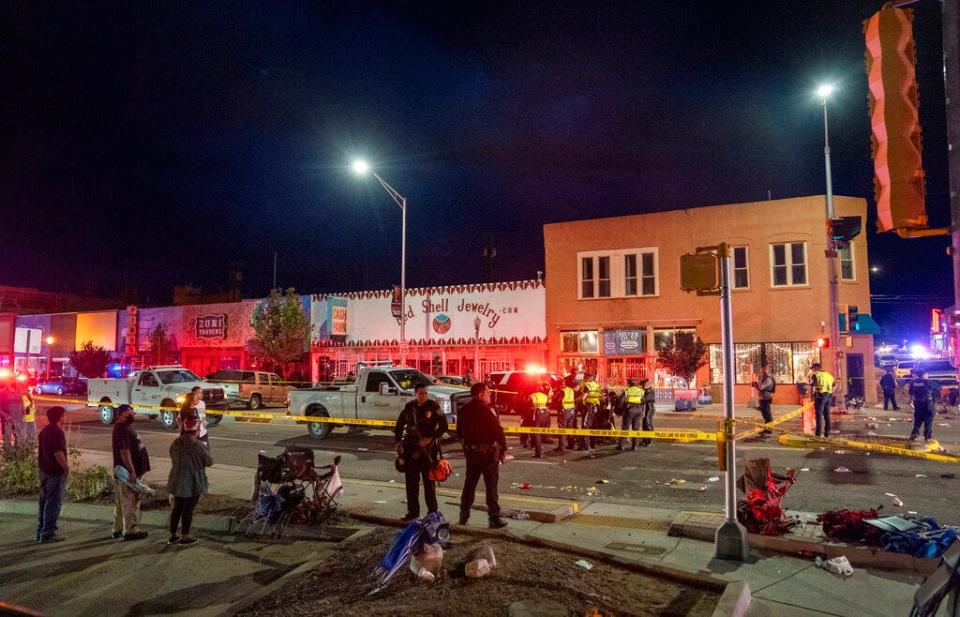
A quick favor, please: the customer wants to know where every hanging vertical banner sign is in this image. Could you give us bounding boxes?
[390,285,403,319]
[865,3,927,233]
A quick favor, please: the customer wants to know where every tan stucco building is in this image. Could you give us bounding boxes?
[543,195,877,404]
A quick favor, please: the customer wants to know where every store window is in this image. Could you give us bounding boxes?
[839,243,855,281]
[709,345,724,384]
[734,343,763,384]
[792,342,820,382]
[733,246,749,289]
[708,342,821,384]
[654,327,696,351]
[770,242,807,287]
[561,330,599,354]
[578,248,658,299]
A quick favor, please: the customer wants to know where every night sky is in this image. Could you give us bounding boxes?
[0,1,953,343]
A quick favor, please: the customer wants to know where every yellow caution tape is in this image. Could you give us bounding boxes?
[778,433,960,464]
[735,402,811,441]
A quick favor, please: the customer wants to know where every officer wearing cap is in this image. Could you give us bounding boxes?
[617,379,645,451]
[552,376,578,455]
[528,382,551,458]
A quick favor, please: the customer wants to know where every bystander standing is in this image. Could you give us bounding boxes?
[167,409,213,545]
[36,406,69,543]
[111,404,150,541]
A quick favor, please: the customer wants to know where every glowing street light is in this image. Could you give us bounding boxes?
[816,83,835,99]
[350,159,409,365]
[870,266,880,273]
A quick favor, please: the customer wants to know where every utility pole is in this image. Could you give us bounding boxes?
[945,1,960,333]
[273,252,277,291]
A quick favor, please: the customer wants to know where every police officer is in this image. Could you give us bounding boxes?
[528,383,551,458]
[880,367,899,411]
[640,378,657,446]
[552,377,577,455]
[394,382,448,521]
[578,374,602,452]
[616,379,645,451]
[810,363,835,438]
[458,382,507,529]
[908,368,935,442]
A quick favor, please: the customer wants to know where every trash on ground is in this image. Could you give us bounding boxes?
[820,510,958,558]
[574,559,594,570]
[358,447,369,452]
[892,497,904,507]
[835,450,846,455]
[259,449,268,453]
[884,492,898,497]
[816,555,854,578]
[512,511,530,521]
[620,466,638,471]
[736,458,798,536]
[464,545,497,580]
[595,479,610,484]
[373,500,387,504]
[518,482,532,489]
[388,479,396,483]
[941,473,956,479]
[915,474,927,478]
[374,512,450,586]
[834,466,851,473]
[666,478,687,486]
[409,542,444,582]
[800,467,810,472]
[503,453,515,461]
[698,485,707,492]
[707,476,720,482]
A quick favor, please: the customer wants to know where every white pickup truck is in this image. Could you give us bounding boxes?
[87,365,228,430]
[287,366,471,439]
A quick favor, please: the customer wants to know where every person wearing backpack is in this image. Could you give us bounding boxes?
[752,365,776,435]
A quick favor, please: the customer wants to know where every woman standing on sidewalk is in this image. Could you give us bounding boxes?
[167,410,213,545]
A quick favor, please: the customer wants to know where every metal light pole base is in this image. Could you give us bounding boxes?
[715,520,750,562]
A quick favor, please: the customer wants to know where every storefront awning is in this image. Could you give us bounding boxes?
[853,313,882,335]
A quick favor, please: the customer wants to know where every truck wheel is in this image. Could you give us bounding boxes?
[205,414,222,427]
[248,394,263,410]
[306,406,332,440]
[99,404,115,425]
[159,401,178,431]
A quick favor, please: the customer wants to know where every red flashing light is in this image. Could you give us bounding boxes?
[817,338,829,349]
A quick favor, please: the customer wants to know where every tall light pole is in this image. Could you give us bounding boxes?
[45,336,55,378]
[818,84,844,407]
[352,160,408,366]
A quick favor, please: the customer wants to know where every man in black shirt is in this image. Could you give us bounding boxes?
[394,383,448,521]
[37,406,69,543]
[111,404,150,540]
[880,367,899,411]
[457,382,508,529]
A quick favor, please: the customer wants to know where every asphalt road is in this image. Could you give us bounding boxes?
[46,401,960,526]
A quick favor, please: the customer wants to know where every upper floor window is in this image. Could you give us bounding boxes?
[770,242,807,287]
[578,249,658,299]
[733,246,749,289]
[839,243,855,281]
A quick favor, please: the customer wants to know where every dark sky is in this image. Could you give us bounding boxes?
[0,1,952,343]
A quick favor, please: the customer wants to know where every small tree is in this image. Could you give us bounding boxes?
[148,322,171,366]
[657,331,708,387]
[250,288,309,378]
[70,341,112,378]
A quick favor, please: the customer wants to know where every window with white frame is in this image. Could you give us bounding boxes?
[733,246,749,289]
[770,242,807,287]
[839,243,855,281]
[578,249,658,299]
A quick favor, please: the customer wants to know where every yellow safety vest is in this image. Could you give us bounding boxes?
[623,386,644,404]
[583,381,602,405]
[815,371,835,394]
[561,387,576,409]
[22,395,35,423]
[529,392,549,408]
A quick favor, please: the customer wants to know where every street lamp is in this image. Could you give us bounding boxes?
[45,336,55,379]
[351,159,409,366]
[818,83,844,406]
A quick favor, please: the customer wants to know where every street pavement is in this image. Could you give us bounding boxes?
[48,401,960,526]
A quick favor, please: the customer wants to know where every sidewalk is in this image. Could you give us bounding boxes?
[74,449,925,617]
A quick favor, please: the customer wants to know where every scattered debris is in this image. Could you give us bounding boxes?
[698,485,707,492]
[373,500,387,504]
[908,511,919,515]
[464,545,496,579]
[707,476,720,482]
[915,474,927,479]
[518,482,532,490]
[892,497,904,507]
[574,559,594,570]
[800,467,810,472]
[835,450,847,455]
[409,543,444,582]
[884,492,898,497]
[666,478,687,486]
[595,479,610,485]
[941,473,956,479]
[503,453,515,461]
[358,447,369,452]
[816,555,854,578]
[834,466,851,473]
[512,511,530,521]
[620,466,638,471]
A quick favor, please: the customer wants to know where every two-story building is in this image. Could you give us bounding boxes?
[543,195,879,404]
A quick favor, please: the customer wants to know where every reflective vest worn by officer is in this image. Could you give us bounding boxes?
[582,380,602,406]
[623,385,644,406]
[814,370,835,395]
[529,391,549,409]
[561,386,576,410]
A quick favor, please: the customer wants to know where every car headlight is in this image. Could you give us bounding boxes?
[176,394,186,404]
[440,398,451,416]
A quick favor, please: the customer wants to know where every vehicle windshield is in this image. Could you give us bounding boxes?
[156,369,202,384]
[388,369,433,390]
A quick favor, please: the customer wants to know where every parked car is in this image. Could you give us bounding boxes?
[486,370,562,415]
[287,366,468,439]
[894,360,915,381]
[911,359,959,387]
[35,377,87,396]
[204,370,293,409]
[86,365,227,430]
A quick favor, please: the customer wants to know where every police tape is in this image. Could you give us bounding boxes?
[777,432,960,464]
[734,402,812,441]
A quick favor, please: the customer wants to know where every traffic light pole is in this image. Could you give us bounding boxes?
[823,97,844,408]
[715,243,749,561]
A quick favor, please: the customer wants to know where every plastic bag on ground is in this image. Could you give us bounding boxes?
[415,543,443,577]
[816,555,854,577]
[465,558,492,578]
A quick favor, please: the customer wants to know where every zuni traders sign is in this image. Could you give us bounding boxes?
[341,280,545,345]
[196,314,227,339]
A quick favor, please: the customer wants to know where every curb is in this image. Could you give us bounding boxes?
[711,581,751,617]
[0,499,361,542]
[669,511,940,575]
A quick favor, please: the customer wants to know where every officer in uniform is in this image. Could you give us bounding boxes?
[908,368,935,442]
[458,382,507,529]
[552,377,577,454]
[616,379,645,451]
[578,374,602,452]
[528,383,551,458]
[394,382,448,521]
[810,363,835,438]
[640,378,657,446]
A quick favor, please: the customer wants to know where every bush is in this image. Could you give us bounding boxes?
[67,465,112,501]
[0,438,40,495]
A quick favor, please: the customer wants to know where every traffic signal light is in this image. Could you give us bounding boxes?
[817,337,830,349]
[680,253,718,293]
[865,4,927,234]
[848,305,860,332]
[829,216,862,248]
